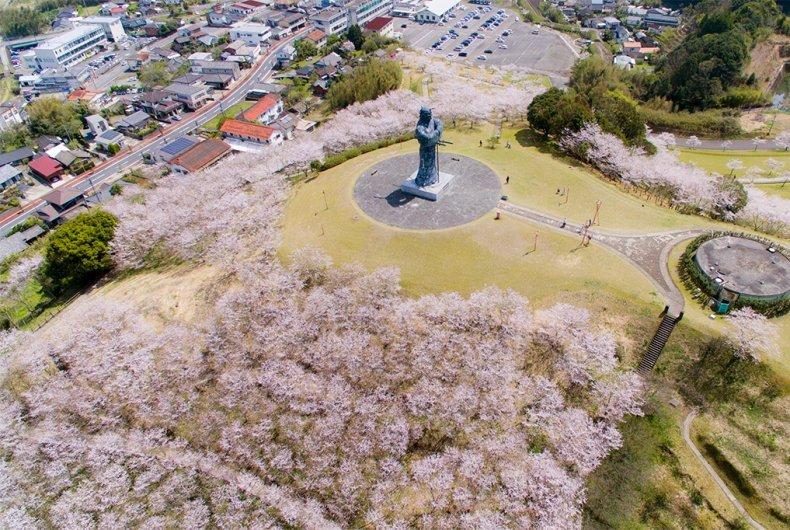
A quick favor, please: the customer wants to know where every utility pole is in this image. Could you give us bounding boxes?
[322,189,328,210]
[592,200,602,225]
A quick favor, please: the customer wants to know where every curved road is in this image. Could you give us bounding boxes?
[0,30,307,235]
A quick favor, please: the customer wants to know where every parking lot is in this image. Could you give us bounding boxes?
[398,2,578,84]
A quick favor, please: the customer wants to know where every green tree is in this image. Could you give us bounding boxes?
[326,58,402,110]
[594,92,645,145]
[346,24,364,50]
[42,210,118,291]
[362,36,379,54]
[138,61,173,88]
[0,7,48,38]
[26,97,83,140]
[0,124,33,152]
[527,87,564,136]
[295,39,317,61]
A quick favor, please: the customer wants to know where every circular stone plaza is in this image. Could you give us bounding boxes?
[353,153,501,230]
[693,235,790,302]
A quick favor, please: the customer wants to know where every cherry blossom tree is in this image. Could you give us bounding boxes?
[725,307,780,362]
[686,136,702,149]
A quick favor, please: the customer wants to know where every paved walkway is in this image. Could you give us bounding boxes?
[682,411,766,530]
[498,201,703,315]
[675,137,787,152]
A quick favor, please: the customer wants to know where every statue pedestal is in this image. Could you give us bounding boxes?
[401,171,456,201]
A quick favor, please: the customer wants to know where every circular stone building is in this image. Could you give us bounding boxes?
[692,235,790,312]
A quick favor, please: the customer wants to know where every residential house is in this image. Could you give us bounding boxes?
[622,40,641,58]
[188,52,214,64]
[67,88,109,108]
[275,12,307,36]
[165,82,211,110]
[0,165,23,190]
[151,135,199,162]
[241,94,283,124]
[191,60,241,79]
[169,138,231,174]
[304,29,327,48]
[198,34,219,46]
[224,43,260,66]
[625,16,641,27]
[228,2,257,16]
[295,65,314,78]
[28,155,65,183]
[340,40,356,53]
[276,44,297,68]
[313,78,330,96]
[37,136,62,151]
[95,129,126,150]
[122,16,148,31]
[644,11,679,28]
[36,188,86,225]
[199,74,233,89]
[207,11,232,27]
[230,23,272,45]
[54,149,91,170]
[310,7,349,36]
[85,114,111,136]
[150,47,181,61]
[116,110,152,134]
[178,23,204,38]
[0,99,26,133]
[613,54,635,69]
[316,51,342,68]
[613,25,630,43]
[220,118,284,146]
[0,148,35,168]
[134,90,183,120]
[364,16,394,36]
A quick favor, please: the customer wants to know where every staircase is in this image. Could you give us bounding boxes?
[639,310,683,374]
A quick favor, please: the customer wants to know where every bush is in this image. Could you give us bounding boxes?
[317,131,412,171]
[638,106,743,138]
[715,87,770,109]
[42,210,118,292]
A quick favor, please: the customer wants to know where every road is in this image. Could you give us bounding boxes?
[0,30,305,235]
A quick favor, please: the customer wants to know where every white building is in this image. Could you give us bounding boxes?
[230,23,272,45]
[612,54,636,69]
[80,16,127,41]
[347,0,393,27]
[310,7,349,36]
[415,0,459,22]
[0,101,25,133]
[23,25,107,71]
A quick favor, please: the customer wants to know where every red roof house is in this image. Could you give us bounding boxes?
[169,139,231,174]
[220,118,283,145]
[364,16,394,36]
[241,94,283,124]
[305,29,327,47]
[28,155,65,182]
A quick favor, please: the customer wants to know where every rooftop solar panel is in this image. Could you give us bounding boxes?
[162,137,198,156]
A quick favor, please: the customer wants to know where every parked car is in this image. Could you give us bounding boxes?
[459,51,468,57]
[476,55,486,60]
[484,49,493,53]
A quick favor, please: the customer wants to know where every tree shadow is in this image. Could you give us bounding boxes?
[385,189,417,207]
[515,128,592,170]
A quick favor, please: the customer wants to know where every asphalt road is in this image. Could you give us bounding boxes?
[0,31,305,235]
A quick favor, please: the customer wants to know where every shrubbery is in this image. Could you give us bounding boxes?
[638,106,744,138]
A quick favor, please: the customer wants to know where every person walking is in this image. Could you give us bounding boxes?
[506,175,510,184]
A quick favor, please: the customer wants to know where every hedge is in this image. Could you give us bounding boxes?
[678,232,790,317]
[639,107,743,138]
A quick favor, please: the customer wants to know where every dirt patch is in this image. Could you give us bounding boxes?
[92,265,225,326]
[745,35,790,92]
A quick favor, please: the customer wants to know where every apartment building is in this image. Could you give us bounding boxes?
[80,16,128,41]
[347,0,393,27]
[310,7,349,36]
[23,25,107,71]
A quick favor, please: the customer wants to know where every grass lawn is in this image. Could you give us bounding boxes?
[438,127,733,234]
[0,76,18,104]
[678,148,790,179]
[201,101,254,130]
[755,182,790,200]
[281,140,662,310]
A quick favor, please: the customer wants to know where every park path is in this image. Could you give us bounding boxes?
[498,201,703,315]
[675,137,787,151]
[682,411,766,530]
